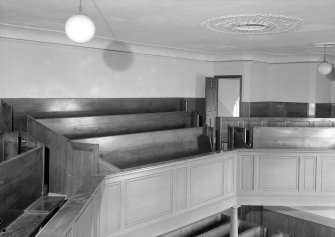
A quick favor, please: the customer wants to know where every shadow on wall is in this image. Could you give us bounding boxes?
[103,41,134,71]
[326,66,335,81]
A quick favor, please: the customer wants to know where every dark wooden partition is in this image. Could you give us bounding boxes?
[0,100,13,132]
[66,142,99,195]
[217,117,335,150]
[75,127,212,169]
[37,111,198,139]
[4,98,188,131]
[0,145,44,229]
[253,127,335,149]
[27,116,99,195]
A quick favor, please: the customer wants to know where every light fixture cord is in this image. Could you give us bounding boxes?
[323,45,327,62]
[79,0,82,13]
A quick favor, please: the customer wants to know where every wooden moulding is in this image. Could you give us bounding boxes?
[3,98,189,132]
[37,111,197,140]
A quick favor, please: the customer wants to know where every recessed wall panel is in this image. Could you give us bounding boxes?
[126,172,172,225]
[258,157,298,191]
[190,161,224,205]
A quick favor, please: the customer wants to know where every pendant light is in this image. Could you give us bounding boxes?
[318,45,332,75]
[65,0,95,43]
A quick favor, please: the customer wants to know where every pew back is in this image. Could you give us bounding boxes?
[0,134,43,230]
[253,127,335,149]
[74,127,212,169]
[37,111,198,139]
[3,98,187,131]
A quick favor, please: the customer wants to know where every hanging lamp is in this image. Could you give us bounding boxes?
[318,45,332,75]
[65,0,95,43]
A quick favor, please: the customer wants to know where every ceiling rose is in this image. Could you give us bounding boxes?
[201,14,305,34]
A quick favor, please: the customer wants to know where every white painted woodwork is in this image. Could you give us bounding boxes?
[102,183,121,233]
[190,161,224,205]
[53,149,335,237]
[230,206,239,237]
[125,172,173,225]
[237,149,335,206]
[100,152,236,237]
[320,158,335,191]
[301,156,316,191]
[240,156,254,191]
[258,156,299,191]
[225,157,235,194]
[174,168,187,211]
[73,201,93,237]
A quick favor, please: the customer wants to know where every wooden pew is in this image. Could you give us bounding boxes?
[74,127,212,169]
[0,133,44,230]
[37,111,199,139]
[239,226,267,237]
[3,98,188,131]
[253,127,335,149]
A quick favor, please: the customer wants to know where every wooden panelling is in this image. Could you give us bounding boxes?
[3,133,18,161]
[174,168,187,211]
[263,207,335,237]
[27,116,68,194]
[224,157,234,194]
[37,111,197,139]
[0,100,13,133]
[101,183,121,233]
[0,135,3,163]
[0,146,43,230]
[65,228,73,237]
[301,157,316,191]
[240,156,254,191]
[237,150,335,206]
[99,152,235,237]
[67,142,99,195]
[3,98,188,131]
[258,156,299,191]
[190,161,224,205]
[27,116,99,196]
[125,172,173,226]
[73,200,93,237]
[253,127,335,149]
[75,127,209,169]
[320,158,335,191]
[217,117,335,150]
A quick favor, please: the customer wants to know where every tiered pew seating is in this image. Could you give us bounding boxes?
[74,127,212,170]
[37,111,199,139]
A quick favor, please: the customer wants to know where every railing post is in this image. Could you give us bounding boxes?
[230,206,239,237]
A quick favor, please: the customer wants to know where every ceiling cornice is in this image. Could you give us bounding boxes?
[1,23,334,64]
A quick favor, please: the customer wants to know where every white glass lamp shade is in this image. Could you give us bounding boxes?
[65,14,95,43]
[318,61,332,75]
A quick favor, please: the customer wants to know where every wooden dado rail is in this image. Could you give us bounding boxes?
[38,148,335,237]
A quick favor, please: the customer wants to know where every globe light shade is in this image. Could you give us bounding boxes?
[65,14,95,43]
[318,61,332,75]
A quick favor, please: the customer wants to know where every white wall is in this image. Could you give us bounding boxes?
[0,38,213,98]
[214,61,332,103]
[1,36,334,103]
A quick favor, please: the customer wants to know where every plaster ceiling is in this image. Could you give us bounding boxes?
[1,0,335,57]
